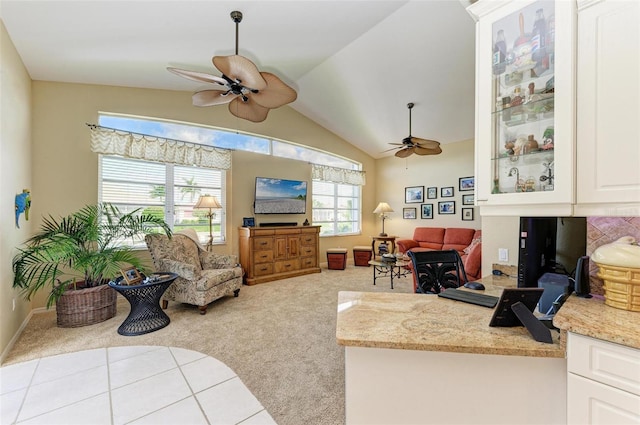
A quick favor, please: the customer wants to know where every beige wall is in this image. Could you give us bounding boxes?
[375,139,480,240]
[1,22,33,357]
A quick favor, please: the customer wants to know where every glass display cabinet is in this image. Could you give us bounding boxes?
[470,0,575,213]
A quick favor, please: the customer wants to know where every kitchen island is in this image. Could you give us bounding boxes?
[336,276,567,425]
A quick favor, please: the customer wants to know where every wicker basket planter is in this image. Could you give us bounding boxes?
[56,283,117,328]
[595,263,640,312]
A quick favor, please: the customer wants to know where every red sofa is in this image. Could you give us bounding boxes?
[397,228,482,289]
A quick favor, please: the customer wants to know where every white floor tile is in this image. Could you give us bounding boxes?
[1,347,277,425]
[240,409,279,425]
[129,396,208,425]
[0,388,27,424]
[108,345,164,364]
[31,348,106,385]
[0,359,38,394]
[180,356,236,393]
[18,365,108,422]
[19,392,111,424]
[111,367,191,425]
[169,347,207,366]
[196,377,264,424]
[109,347,177,389]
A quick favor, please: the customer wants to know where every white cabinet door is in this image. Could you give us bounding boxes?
[468,0,576,215]
[568,374,640,425]
[575,0,640,215]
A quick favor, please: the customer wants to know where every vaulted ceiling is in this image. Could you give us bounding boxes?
[0,0,476,158]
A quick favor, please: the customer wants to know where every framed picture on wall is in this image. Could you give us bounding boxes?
[405,186,424,203]
[403,207,417,219]
[420,204,433,219]
[426,187,437,199]
[438,201,455,215]
[462,194,474,205]
[459,176,475,191]
[462,208,474,221]
[440,187,454,198]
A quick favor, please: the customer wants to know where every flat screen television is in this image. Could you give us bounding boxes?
[254,177,307,214]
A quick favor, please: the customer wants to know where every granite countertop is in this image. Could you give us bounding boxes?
[336,275,565,358]
[554,294,640,350]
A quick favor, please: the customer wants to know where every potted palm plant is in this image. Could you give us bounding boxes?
[12,203,171,327]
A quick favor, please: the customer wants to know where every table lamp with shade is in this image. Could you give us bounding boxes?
[194,194,222,250]
[373,202,394,237]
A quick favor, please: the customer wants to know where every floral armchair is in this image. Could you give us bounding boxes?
[145,231,243,315]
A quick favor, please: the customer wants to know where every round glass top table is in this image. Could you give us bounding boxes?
[109,272,178,336]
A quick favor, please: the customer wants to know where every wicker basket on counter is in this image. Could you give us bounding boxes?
[596,263,640,312]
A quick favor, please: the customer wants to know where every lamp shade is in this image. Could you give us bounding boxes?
[194,195,222,209]
[373,202,394,214]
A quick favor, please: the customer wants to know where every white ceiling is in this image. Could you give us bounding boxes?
[0,0,476,159]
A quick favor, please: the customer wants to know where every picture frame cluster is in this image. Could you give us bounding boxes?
[403,176,475,221]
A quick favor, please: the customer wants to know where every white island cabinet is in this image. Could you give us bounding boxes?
[337,286,567,425]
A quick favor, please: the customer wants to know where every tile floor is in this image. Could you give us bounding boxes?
[0,346,276,424]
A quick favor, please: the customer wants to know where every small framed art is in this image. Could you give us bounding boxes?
[462,194,474,205]
[420,203,433,219]
[405,186,424,203]
[242,217,255,227]
[459,176,475,192]
[121,267,143,285]
[440,187,454,198]
[426,187,437,199]
[462,208,474,221]
[403,207,417,219]
[438,201,455,214]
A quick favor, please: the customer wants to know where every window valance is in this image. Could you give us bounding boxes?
[89,124,232,170]
[311,164,366,186]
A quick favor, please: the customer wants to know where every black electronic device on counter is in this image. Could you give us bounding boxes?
[574,255,592,298]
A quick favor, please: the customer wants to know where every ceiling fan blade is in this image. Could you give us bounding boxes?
[167,67,227,85]
[193,90,237,107]
[412,137,441,149]
[395,147,414,158]
[388,143,406,146]
[382,146,402,153]
[251,72,297,108]
[228,97,270,123]
[213,55,267,91]
[414,145,443,156]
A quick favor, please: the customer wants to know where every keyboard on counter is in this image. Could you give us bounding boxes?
[437,288,499,308]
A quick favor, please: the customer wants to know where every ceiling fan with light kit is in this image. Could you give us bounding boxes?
[167,11,297,123]
[385,102,442,158]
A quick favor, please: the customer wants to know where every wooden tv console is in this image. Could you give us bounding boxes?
[238,225,321,285]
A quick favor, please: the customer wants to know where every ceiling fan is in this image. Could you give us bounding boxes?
[167,11,297,123]
[385,103,442,158]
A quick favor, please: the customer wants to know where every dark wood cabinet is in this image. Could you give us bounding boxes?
[239,226,320,285]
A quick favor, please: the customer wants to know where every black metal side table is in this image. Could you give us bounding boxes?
[108,272,177,336]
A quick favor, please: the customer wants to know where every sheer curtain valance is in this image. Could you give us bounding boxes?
[311,164,366,186]
[89,124,232,170]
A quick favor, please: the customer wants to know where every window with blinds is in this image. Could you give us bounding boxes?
[312,181,361,236]
[99,156,225,244]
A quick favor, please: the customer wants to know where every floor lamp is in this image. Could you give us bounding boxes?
[194,194,222,250]
[373,202,394,237]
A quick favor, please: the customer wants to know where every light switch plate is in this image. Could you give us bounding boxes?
[498,248,509,262]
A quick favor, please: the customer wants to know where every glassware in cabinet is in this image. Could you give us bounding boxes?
[490,0,556,196]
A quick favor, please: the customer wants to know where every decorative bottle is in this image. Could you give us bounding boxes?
[493,29,507,75]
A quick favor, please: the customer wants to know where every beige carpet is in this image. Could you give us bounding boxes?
[4,265,414,425]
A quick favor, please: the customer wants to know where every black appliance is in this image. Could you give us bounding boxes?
[518,217,558,288]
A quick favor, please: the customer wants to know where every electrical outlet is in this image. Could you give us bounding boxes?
[498,248,509,262]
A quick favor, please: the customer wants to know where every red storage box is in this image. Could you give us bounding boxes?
[327,248,348,270]
[353,246,373,267]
